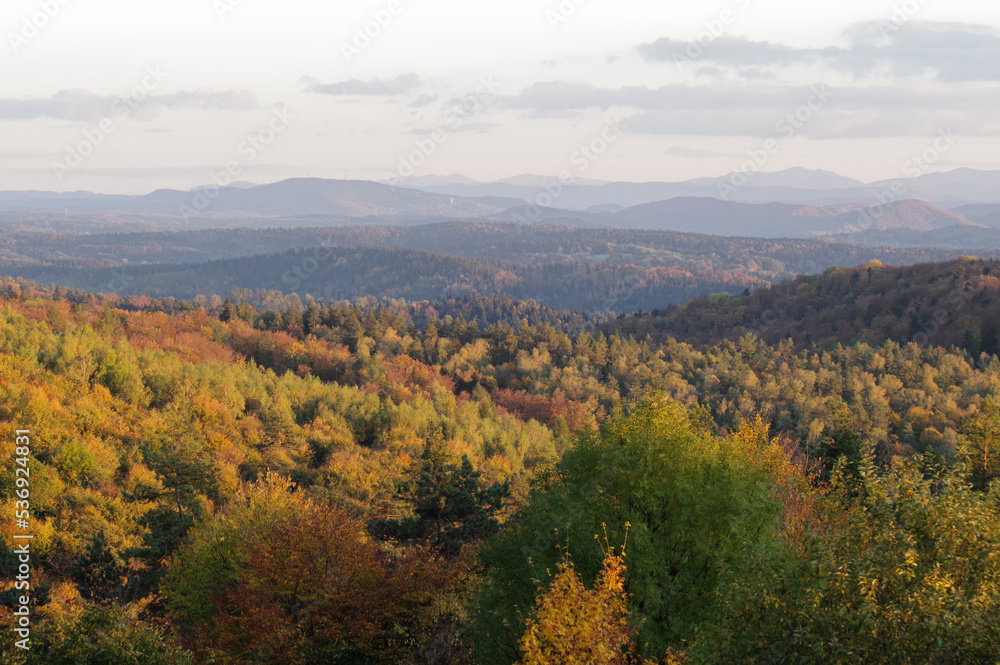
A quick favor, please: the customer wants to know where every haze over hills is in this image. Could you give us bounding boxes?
[405,167,1000,209]
[0,221,971,271]
[7,166,1000,216]
[610,198,978,237]
[683,167,866,190]
[0,220,986,314]
[0,178,503,219]
[2,168,1000,249]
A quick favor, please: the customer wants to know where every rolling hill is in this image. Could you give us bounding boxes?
[0,178,503,219]
[607,257,1000,354]
[611,198,977,237]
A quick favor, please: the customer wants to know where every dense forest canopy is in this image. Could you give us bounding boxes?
[1,263,999,663]
[610,257,1000,354]
[0,221,988,314]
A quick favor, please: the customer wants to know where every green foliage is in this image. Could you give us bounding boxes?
[703,458,1000,663]
[6,269,1000,664]
[71,532,130,603]
[370,431,511,555]
[958,396,1000,490]
[2,603,193,665]
[53,440,106,487]
[470,397,782,662]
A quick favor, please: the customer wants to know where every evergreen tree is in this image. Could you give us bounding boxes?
[370,430,510,555]
[220,297,235,322]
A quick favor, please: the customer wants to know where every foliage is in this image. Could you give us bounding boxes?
[3,267,1000,663]
[702,456,1000,663]
[958,396,1000,490]
[517,543,637,665]
[610,258,1000,356]
[470,397,786,662]
[0,601,193,665]
[371,430,511,555]
[167,474,461,664]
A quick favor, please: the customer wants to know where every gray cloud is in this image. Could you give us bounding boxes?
[158,88,258,111]
[499,22,1000,140]
[499,81,826,114]
[638,21,1000,82]
[637,35,809,67]
[304,73,422,96]
[664,146,741,158]
[0,88,258,123]
[408,94,439,108]
[501,78,1000,138]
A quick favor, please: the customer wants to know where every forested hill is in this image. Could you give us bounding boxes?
[3,275,1000,662]
[0,222,976,269]
[8,245,773,314]
[1,221,988,315]
[608,257,1000,353]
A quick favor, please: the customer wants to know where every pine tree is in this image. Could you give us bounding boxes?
[370,430,509,555]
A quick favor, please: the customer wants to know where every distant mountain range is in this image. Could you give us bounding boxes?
[3,168,1000,246]
[402,167,1000,208]
[491,197,983,241]
[0,178,503,219]
[610,198,976,237]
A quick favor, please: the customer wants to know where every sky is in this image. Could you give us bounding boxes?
[2,0,1000,194]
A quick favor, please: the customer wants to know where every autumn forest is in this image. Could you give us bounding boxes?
[1,254,1000,663]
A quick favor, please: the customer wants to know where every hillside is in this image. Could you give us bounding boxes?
[608,257,1000,353]
[3,222,992,314]
[5,244,773,313]
[0,178,502,219]
[4,276,1000,662]
[0,222,976,270]
[612,197,977,237]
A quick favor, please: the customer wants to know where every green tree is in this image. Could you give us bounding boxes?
[4,604,194,665]
[71,532,130,603]
[471,397,783,662]
[958,397,1000,490]
[126,416,220,595]
[370,430,510,556]
[703,455,1000,663]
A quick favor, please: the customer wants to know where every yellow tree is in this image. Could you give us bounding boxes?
[517,534,687,665]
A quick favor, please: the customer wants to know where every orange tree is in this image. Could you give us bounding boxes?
[165,474,460,664]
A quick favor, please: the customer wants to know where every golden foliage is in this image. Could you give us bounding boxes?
[518,533,689,665]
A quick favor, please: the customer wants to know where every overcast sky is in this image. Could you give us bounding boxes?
[3,0,1000,193]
